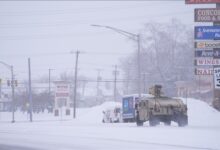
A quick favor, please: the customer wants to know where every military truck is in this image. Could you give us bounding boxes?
[135,85,188,127]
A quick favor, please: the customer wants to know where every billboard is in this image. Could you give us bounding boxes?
[186,0,220,4]
[195,8,220,22]
[195,41,220,49]
[195,58,220,65]
[214,67,220,89]
[195,26,220,40]
[195,68,213,75]
[195,49,220,57]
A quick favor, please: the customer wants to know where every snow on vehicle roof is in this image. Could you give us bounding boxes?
[122,93,154,98]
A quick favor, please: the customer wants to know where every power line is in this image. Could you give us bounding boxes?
[0,3,181,17]
[0,11,192,29]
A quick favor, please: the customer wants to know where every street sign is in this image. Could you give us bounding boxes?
[195,49,220,57]
[195,58,220,65]
[195,8,220,22]
[195,41,220,49]
[186,0,220,4]
[214,67,220,89]
[195,68,213,75]
[195,26,220,40]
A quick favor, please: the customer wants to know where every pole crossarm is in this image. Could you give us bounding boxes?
[91,24,138,41]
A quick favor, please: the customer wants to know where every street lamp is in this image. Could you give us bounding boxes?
[91,24,142,101]
[0,61,15,123]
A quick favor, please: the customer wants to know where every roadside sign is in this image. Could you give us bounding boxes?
[195,26,220,40]
[195,68,213,75]
[195,41,220,49]
[214,67,220,89]
[195,8,220,22]
[195,49,220,57]
[195,58,220,65]
[186,0,220,4]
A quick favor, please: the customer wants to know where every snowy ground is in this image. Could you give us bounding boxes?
[0,98,220,150]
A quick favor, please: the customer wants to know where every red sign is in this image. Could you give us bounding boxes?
[186,0,220,4]
[56,93,69,97]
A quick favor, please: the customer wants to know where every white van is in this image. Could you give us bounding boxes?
[102,107,122,123]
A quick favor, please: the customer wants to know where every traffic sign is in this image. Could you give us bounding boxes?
[186,0,220,4]
[195,26,220,40]
[195,8,220,22]
[214,67,220,89]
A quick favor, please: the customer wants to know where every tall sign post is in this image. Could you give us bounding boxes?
[213,3,220,110]
[186,0,220,110]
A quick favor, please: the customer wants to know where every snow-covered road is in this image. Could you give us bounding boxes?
[0,122,219,150]
[0,99,220,150]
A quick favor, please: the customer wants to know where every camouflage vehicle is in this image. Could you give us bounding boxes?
[135,85,188,127]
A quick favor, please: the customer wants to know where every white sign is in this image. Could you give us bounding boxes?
[214,67,220,89]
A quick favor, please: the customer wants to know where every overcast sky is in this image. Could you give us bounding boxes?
[0,1,215,83]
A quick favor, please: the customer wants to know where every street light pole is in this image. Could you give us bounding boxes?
[91,24,142,101]
[0,61,15,123]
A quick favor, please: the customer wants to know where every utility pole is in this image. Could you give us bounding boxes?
[28,58,33,122]
[11,66,15,123]
[113,65,118,102]
[49,69,51,97]
[96,69,102,103]
[48,68,54,108]
[73,51,80,119]
[137,35,141,100]
[143,73,146,93]
[48,68,54,101]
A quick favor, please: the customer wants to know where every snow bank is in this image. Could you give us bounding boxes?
[76,101,121,123]
[1,98,220,127]
[76,98,220,127]
[182,98,220,127]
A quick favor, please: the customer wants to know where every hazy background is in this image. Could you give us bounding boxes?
[0,1,214,95]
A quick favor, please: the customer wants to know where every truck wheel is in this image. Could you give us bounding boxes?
[136,112,143,126]
[178,115,188,127]
[149,117,159,126]
[164,119,171,126]
[136,121,143,126]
